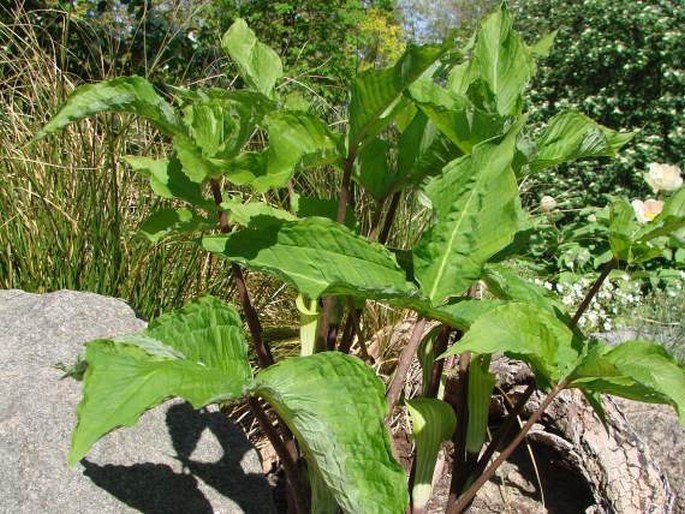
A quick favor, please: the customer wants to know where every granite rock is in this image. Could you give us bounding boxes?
[0,289,275,514]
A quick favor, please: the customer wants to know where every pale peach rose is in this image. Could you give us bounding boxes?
[645,163,682,193]
[540,195,557,212]
[631,198,664,223]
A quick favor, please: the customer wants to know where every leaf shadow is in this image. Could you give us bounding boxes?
[82,402,274,514]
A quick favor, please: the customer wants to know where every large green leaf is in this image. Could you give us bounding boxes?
[348,44,446,150]
[570,340,685,424]
[406,398,456,511]
[221,18,283,98]
[413,124,522,302]
[472,4,536,116]
[531,111,633,171]
[202,217,418,300]
[220,111,342,191]
[408,79,505,154]
[253,352,408,514]
[123,155,212,209]
[442,303,583,390]
[69,297,252,465]
[35,76,183,140]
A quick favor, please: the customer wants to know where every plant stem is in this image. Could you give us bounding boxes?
[570,258,618,328]
[448,379,568,514]
[209,179,274,368]
[317,156,357,350]
[379,191,401,245]
[386,317,428,410]
[248,397,308,514]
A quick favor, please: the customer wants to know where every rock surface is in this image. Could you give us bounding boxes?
[0,289,276,514]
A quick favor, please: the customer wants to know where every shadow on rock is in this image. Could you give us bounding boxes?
[82,402,274,514]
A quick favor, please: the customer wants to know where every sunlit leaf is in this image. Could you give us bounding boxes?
[413,124,523,302]
[203,217,418,300]
[254,352,408,514]
[221,18,283,98]
[69,297,252,465]
[571,340,685,425]
[35,76,184,140]
[348,44,446,150]
[532,111,633,171]
[442,303,583,390]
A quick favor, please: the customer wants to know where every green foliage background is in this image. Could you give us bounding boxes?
[511,0,684,210]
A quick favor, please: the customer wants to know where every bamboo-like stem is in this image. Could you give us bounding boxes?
[386,317,428,410]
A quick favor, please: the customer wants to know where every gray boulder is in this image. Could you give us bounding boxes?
[0,289,276,514]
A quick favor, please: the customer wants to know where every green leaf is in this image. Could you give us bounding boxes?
[221,198,297,228]
[406,398,456,511]
[637,187,685,241]
[182,93,270,159]
[353,136,394,201]
[292,195,358,230]
[529,30,558,58]
[482,264,566,315]
[413,124,522,302]
[254,352,408,514]
[348,43,446,150]
[408,79,505,154]
[69,297,252,465]
[36,76,183,140]
[472,4,536,116]
[220,111,341,191]
[531,111,633,171]
[202,217,418,300]
[609,198,665,264]
[123,155,212,209]
[396,111,461,187]
[571,340,685,425]
[138,207,210,243]
[221,18,283,98]
[466,354,495,453]
[441,303,582,390]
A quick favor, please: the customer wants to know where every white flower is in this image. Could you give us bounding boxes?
[645,163,683,192]
[587,214,597,223]
[540,195,557,212]
[631,198,664,223]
